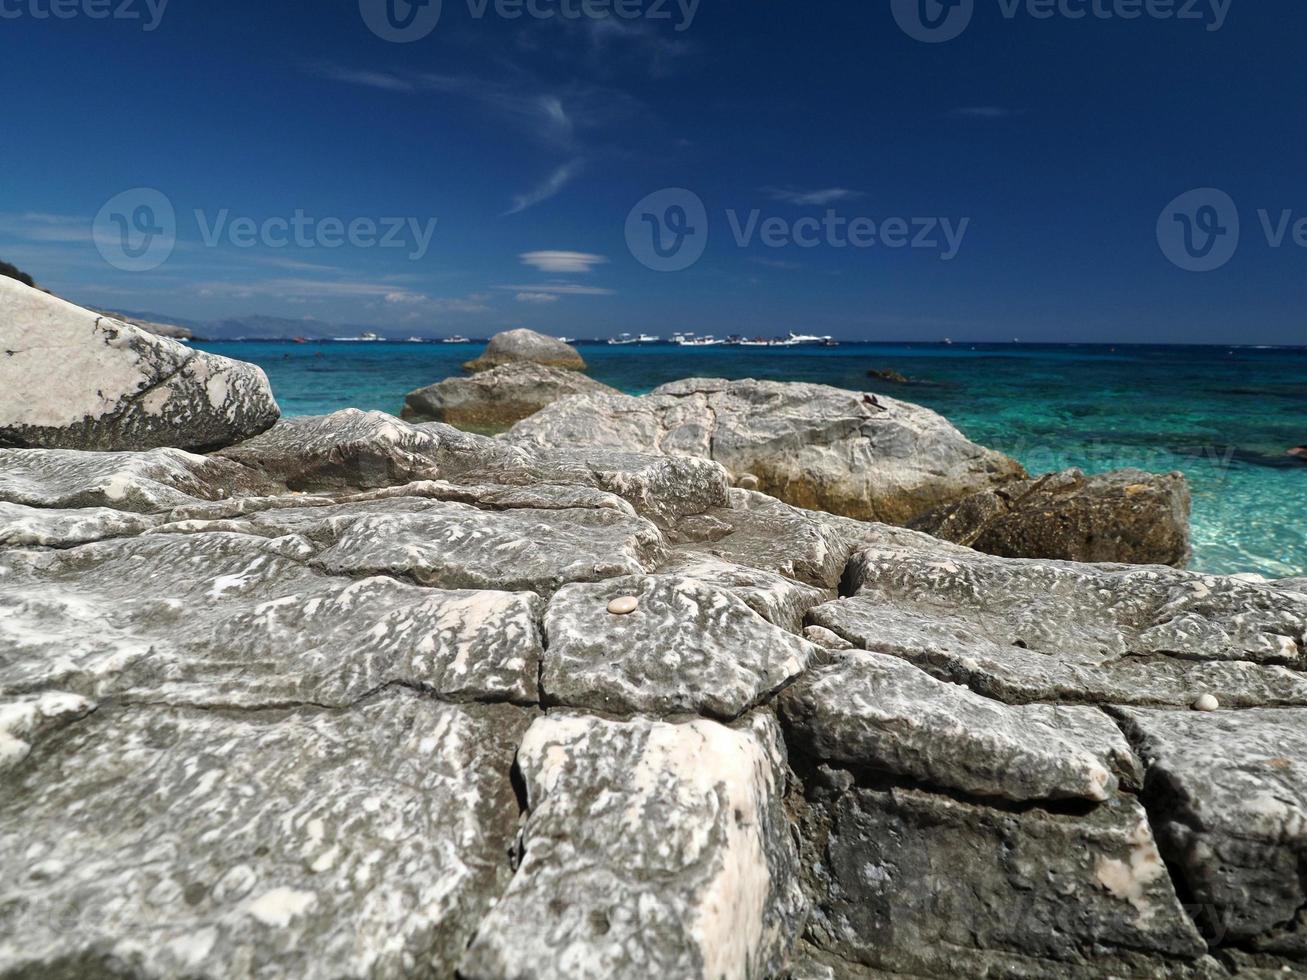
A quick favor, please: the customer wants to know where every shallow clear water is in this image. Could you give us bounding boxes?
[196,340,1307,579]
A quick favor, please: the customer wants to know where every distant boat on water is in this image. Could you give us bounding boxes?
[609,333,660,345]
[442,335,470,344]
[335,331,382,342]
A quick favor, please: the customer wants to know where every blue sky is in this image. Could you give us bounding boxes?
[2,0,1304,342]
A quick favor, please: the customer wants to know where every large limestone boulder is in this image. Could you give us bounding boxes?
[463,328,586,373]
[507,377,1025,523]
[402,362,618,432]
[0,277,279,451]
[911,467,1192,567]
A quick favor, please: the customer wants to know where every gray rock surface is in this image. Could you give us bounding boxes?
[910,467,1192,567]
[459,712,807,980]
[463,327,586,373]
[0,691,531,979]
[798,783,1208,977]
[217,410,730,524]
[779,650,1140,802]
[507,378,1025,523]
[0,277,279,451]
[0,446,273,512]
[1116,707,1307,949]
[810,545,1307,707]
[402,362,618,432]
[0,530,543,707]
[5,397,1307,978]
[542,575,817,718]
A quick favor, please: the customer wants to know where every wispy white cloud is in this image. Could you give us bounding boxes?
[496,282,614,297]
[519,249,607,274]
[194,277,490,313]
[949,106,1023,119]
[505,159,585,216]
[763,187,865,207]
[515,292,561,304]
[748,257,804,270]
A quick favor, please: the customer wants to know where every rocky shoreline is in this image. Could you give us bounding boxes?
[2,292,1306,978]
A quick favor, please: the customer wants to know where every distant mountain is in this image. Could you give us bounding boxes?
[202,315,344,341]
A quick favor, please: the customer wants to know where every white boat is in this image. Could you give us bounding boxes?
[334,331,382,342]
[785,332,834,345]
[609,333,638,345]
[406,336,425,343]
[556,336,576,344]
[680,335,725,347]
[442,335,470,344]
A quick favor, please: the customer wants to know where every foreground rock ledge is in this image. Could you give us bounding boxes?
[1,409,1305,978]
[0,277,280,452]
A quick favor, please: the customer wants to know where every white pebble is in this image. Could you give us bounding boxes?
[607,596,639,616]
[1192,694,1219,712]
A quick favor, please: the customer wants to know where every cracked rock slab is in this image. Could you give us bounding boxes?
[779,650,1140,803]
[1116,707,1307,951]
[800,783,1207,976]
[0,500,160,549]
[215,409,526,492]
[657,553,832,634]
[0,691,531,979]
[459,712,807,980]
[507,377,1025,523]
[542,575,818,718]
[810,547,1307,707]
[310,500,665,595]
[0,531,542,707]
[0,278,279,451]
[0,447,273,513]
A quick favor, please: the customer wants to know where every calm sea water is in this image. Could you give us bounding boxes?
[195,340,1307,579]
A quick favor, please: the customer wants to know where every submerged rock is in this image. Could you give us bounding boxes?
[911,467,1192,567]
[463,328,586,373]
[0,277,279,451]
[507,377,1025,523]
[402,362,618,432]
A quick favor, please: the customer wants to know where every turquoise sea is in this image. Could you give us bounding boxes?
[195,341,1307,579]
